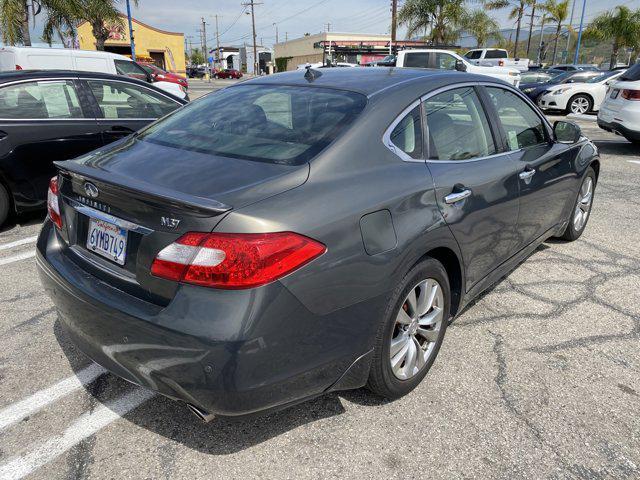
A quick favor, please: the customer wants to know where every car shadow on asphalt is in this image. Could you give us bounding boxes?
[592,139,638,156]
[0,211,45,234]
[53,318,389,454]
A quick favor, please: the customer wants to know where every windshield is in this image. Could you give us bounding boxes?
[585,70,621,83]
[138,84,367,165]
[620,62,640,81]
[545,71,572,83]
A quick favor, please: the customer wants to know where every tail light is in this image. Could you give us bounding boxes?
[621,89,640,101]
[498,60,504,66]
[47,176,62,229]
[15,64,22,70]
[151,231,326,289]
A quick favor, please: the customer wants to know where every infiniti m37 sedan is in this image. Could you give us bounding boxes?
[37,68,598,419]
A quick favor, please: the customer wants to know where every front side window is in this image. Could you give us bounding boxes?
[0,80,83,119]
[115,60,148,81]
[389,105,422,159]
[138,84,367,165]
[424,87,495,161]
[433,53,457,70]
[404,52,429,68]
[88,80,179,119]
[486,87,547,150]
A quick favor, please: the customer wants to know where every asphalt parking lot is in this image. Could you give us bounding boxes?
[0,109,639,479]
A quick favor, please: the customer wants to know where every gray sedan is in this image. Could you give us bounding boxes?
[37,67,599,419]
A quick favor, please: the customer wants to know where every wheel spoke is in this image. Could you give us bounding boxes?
[390,340,409,375]
[416,325,439,343]
[403,337,417,376]
[396,307,413,325]
[406,288,418,318]
[413,336,425,371]
[390,333,408,357]
[415,280,431,316]
[418,306,443,327]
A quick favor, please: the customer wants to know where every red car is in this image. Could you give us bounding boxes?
[139,62,188,89]
[213,68,243,79]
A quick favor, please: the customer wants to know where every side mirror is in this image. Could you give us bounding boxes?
[146,73,153,83]
[554,120,582,143]
[455,59,467,72]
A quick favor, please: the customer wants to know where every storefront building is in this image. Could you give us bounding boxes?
[77,15,185,74]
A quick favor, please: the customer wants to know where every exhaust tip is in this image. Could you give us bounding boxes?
[186,403,215,423]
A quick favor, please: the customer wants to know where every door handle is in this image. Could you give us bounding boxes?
[444,189,472,204]
[519,167,536,181]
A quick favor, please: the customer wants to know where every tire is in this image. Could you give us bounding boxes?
[367,257,450,399]
[0,182,9,228]
[559,167,596,241]
[566,94,593,115]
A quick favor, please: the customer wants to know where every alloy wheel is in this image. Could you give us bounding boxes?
[390,278,444,380]
[573,176,593,231]
[570,97,590,114]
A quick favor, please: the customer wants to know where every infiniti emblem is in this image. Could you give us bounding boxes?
[84,182,99,199]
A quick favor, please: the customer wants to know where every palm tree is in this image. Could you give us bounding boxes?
[0,0,76,46]
[398,0,467,45]
[485,0,534,57]
[462,9,501,48]
[76,0,138,51]
[543,0,570,64]
[584,6,640,69]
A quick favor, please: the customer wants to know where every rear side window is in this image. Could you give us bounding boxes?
[620,62,640,81]
[486,87,547,150]
[433,53,457,70]
[138,84,367,165]
[88,80,179,119]
[0,80,83,119]
[465,50,482,60]
[485,50,508,59]
[389,105,422,159]
[404,52,429,68]
[115,60,148,81]
[424,87,495,161]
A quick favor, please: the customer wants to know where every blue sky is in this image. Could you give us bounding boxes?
[25,0,640,48]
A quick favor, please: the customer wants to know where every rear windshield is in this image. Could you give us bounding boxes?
[620,62,640,81]
[585,70,620,83]
[485,50,507,59]
[138,84,366,165]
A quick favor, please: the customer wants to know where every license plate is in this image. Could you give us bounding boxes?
[610,89,619,99]
[86,218,128,265]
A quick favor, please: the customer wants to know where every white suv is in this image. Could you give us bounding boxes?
[598,63,640,144]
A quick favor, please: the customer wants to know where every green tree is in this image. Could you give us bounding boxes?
[584,6,640,69]
[543,0,570,64]
[398,0,467,45]
[485,0,534,57]
[75,0,138,51]
[0,0,77,46]
[462,9,501,48]
[190,48,204,65]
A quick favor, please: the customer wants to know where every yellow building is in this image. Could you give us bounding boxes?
[77,14,185,74]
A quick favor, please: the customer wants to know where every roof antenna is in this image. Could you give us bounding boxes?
[304,64,322,82]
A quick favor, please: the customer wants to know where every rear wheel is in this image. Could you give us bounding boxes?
[0,182,9,227]
[567,94,592,115]
[367,258,450,399]
[559,167,596,241]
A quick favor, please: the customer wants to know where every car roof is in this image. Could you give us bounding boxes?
[0,69,138,84]
[240,67,500,97]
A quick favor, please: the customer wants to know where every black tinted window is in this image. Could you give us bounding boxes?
[390,105,422,159]
[138,85,367,165]
[485,50,507,59]
[466,50,482,60]
[486,87,547,150]
[404,52,429,68]
[621,62,640,81]
[424,87,495,160]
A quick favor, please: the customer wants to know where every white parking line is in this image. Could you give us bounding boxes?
[0,388,153,480]
[0,363,107,431]
[0,236,38,251]
[0,251,36,266]
[628,160,640,165]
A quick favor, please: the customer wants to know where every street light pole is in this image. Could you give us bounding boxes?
[573,0,586,64]
[125,0,136,61]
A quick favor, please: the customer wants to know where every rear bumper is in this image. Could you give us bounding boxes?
[37,221,378,416]
[597,119,640,142]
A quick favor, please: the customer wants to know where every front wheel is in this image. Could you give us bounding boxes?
[559,167,596,241]
[567,94,592,115]
[0,182,9,227]
[367,258,450,399]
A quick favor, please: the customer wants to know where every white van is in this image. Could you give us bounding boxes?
[0,46,187,100]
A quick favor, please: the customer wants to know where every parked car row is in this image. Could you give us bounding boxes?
[598,62,640,144]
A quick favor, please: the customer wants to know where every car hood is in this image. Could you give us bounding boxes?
[56,136,309,211]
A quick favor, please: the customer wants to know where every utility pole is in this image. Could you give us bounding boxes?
[242,0,262,75]
[273,23,279,44]
[573,0,586,64]
[285,32,288,42]
[325,23,331,32]
[125,0,136,60]
[214,14,221,70]
[526,0,537,57]
[391,0,398,47]
[201,17,208,70]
